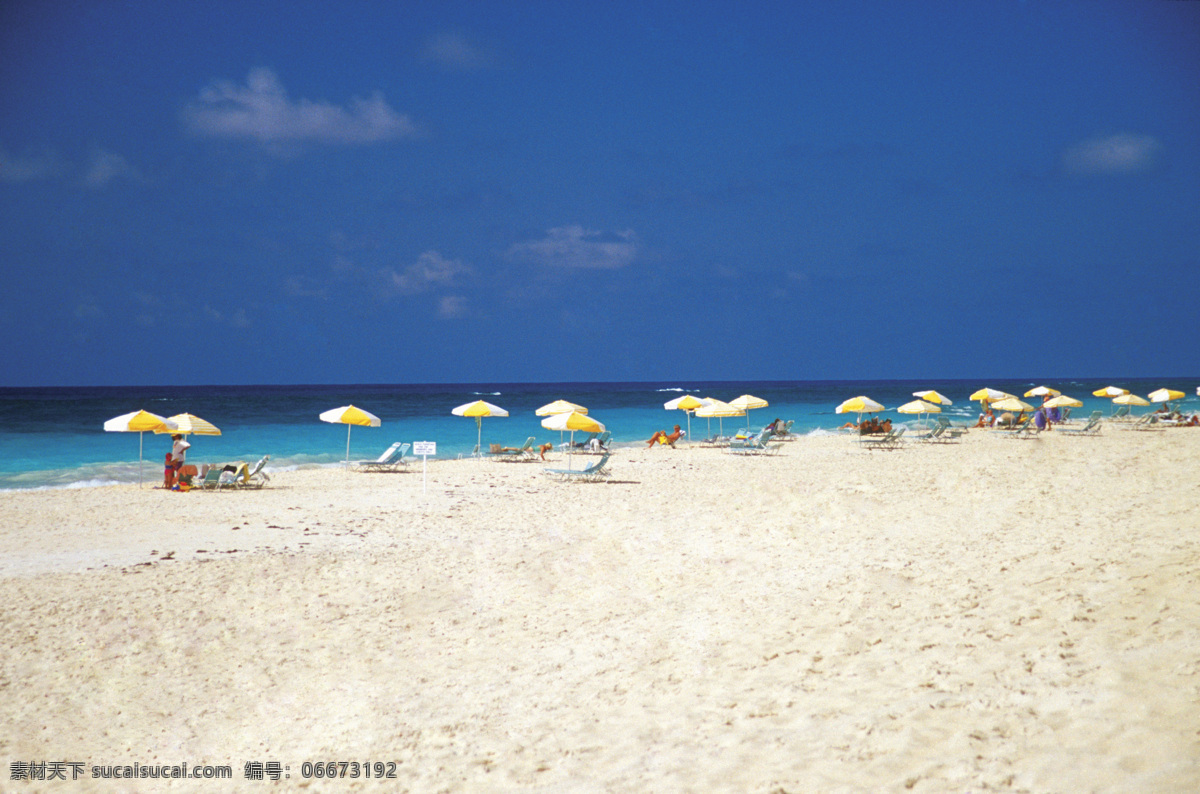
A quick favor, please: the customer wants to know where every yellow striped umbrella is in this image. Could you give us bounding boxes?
[320,405,382,465]
[452,400,508,455]
[155,413,221,436]
[664,394,705,442]
[535,400,587,416]
[729,394,769,430]
[104,410,178,486]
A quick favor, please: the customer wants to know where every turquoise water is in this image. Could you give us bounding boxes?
[0,379,1195,490]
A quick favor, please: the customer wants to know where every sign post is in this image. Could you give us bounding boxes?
[413,441,436,495]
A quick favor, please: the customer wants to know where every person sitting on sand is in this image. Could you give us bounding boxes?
[975,408,995,428]
[647,425,684,447]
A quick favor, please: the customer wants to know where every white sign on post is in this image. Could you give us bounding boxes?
[413,442,435,494]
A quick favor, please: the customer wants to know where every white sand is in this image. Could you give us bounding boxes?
[2,428,1198,791]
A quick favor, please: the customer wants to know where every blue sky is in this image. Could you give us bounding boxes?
[2,0,1198,386]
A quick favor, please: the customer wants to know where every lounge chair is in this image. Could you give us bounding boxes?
[1058,411,1103,436]
[577,430,612,454]
[859,426,906,450]
[358,442,409,471]
[198,467,223,490]
[931,417,968,443]
[490,437,536,460]
[544,453,612,482]
[238,455,271,487]
[1109,405,1131,422]
[913,423,945,443]
[728,428,782,455]
[1126,413,1166,432]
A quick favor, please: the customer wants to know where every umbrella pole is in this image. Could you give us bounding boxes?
[139,431,144,488]
[345,424,351,467]
[477,417,482,457]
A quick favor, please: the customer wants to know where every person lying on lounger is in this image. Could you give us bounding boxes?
[646,425,684,447]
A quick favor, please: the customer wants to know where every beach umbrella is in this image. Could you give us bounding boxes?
[695,398,745,439]
[990,397,1035,413]
[541,411,604,469]
[913,390,953,405]
[536,400,587,443]
[1093,386,1129,398]
[154,413,221,436]
[897,399,940,427]
[970,387,1014,404]
[319,405,381,466]
[452,400,509,456]
[836,396,885,426]
[535,400,587,416]
[728,394,769,431]
[1043,394,1084,409]
[664,394,705,444]
[103,410,178,487]
[1024,386,1061,398]
[1148,388,1185,404]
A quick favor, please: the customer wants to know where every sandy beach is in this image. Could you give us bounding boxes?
[2,427,1198,792]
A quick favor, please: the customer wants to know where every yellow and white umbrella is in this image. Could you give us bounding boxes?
[541,410,604,468]
[536,400,588,444]
[695,398,745,439]
[319,405,381,466]
[452,400,509,456]
[1148,388,1185,404]
[1043,394,1083,409]
[1024,386,1061,398]
[104,410,178,486]
[913,390,952,405]
[535,399,587,416]
[970,387,1015,404]
[990,397,1034,413]
[1093,385,1129,398]
[664,394,705,443]
[897,399,941,426]
[155,413,221,436]
[729,394,769,431]
[836,396,885,427]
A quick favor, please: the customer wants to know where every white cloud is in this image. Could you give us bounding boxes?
[507,225,638,269]
[83,149,141,189]
[1063,133,1161,175]
[382,250,470,295]
[0,146,66,183]
[183,67,417,146]
[422,33,491,70]
[438,295,469,319]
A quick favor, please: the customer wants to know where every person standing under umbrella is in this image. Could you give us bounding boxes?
[168,433,190,486]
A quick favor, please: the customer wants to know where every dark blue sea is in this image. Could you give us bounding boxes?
[0,379,1194,490]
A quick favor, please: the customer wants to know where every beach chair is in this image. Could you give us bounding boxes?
[728,428,782,455]
[579,430,612,454]
[1109,405,1131,422]
[238,455,271,487]
[358,442,408,471]
[1127,413,1166,432]
[490,437,536,460]
[544,453,612,482]
[558,432,597,452]
[1058,411,1103,436]
[198,467,223,490]
[912,423,945,443]
[860,426,906,450]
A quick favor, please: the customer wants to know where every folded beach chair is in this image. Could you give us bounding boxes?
[544,453,612,482]
[359,442,408,471]
[859,426,906,450]
[1058,411,1103,436]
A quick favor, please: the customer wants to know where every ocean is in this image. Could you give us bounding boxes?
[0,378,1194,490]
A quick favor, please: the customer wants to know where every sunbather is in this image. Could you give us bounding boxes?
[539,443,553,460]
[647,425,684,447]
